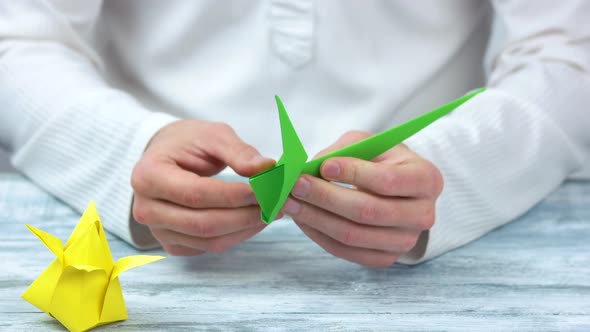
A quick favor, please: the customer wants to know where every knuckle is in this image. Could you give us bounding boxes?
[349,161,361,185]
[431,166,444,197]
[239,143,258,157]
[226,184,254,208]
[425,162,444,196]
[337,158,361,185]
[298,203,313,219]
[358,202,380,224]
[132,199,151,225]
[221,189,240,208]
[314,148,330,159]
[130,167,143,192]
[211,122,234,135]
[416,206,436,230]
[131,158,153,193]
[234,144,260,167]
[181,186,203,207]
[340,226,361,247]
[190,220,216,237]
[209,122,235,145]
[315,185,334,207]
[379,169,398,194]
[342,130,369,142]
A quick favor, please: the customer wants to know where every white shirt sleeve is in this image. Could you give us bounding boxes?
[0,1,178,247]
[399,0,590,264]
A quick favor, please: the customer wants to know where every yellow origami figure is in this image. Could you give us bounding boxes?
[21,201,165,332]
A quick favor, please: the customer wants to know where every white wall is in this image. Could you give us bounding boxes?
[0,150,14,172]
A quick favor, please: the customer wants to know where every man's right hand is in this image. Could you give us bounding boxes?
[131,120,276,256]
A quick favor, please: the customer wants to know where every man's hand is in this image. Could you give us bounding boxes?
[283,131,443,268]
[131,120,275,256]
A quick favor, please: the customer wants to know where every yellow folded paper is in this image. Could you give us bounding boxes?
[21,201,165,332]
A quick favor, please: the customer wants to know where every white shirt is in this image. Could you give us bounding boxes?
[1,1,589,264]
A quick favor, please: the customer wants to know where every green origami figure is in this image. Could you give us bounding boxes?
[249,88,485,223]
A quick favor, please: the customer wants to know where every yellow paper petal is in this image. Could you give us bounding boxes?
[65,201,101,249]
[91,220,115,270]
[97,256,165,324]
[111,255,166,280]
[50,265,108,332]
[21,258,62,313]
[99,277,127,324]
[64,220,113,272]
[25,224,63,260]
[65,202,114,268]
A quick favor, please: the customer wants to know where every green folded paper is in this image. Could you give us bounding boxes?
[249,88,485,223]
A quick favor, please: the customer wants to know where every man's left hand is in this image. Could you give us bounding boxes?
[282,131,443,268]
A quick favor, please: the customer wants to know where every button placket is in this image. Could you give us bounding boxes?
[269,0,315,68]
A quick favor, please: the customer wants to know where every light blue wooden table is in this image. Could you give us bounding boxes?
[1,173,589,331]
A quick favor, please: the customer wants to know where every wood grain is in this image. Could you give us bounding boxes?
[1,173,589,331]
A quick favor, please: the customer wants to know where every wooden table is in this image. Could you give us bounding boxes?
[1,173,589,331]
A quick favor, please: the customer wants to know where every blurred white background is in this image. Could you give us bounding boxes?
[0,150,14,171]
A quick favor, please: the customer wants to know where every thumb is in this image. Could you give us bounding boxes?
[230,146,276,177]
[209,125,275,177]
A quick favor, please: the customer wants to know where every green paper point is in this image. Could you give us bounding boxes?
[249,88,485,223]
[250,96,308,222]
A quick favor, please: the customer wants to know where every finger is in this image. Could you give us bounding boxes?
[371,143,413,164]
[172,147,227,177]
[133,197,265,237]
[290,175,435,229]
[297,222,398,268]
[284,197,422,252]
[202,122,276,176]
[132,160,257,208]
[313,130,372,159]
[320,157,442,198]
[161,244,205,256]
[151,224,266,253]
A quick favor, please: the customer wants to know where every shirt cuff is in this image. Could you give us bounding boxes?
[107,111,179,249]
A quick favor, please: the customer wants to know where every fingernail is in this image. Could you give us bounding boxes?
[247,192,258,205]
[322,161,340,179]
[282,198,301,216]
[291,177,310,198]
[249,155,267,165]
